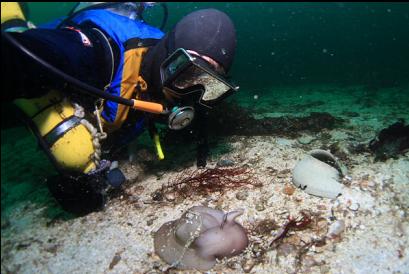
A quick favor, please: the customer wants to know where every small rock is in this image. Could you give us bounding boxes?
[304,255,318,267]
[320,265,331,274]
[44,244,59,254]
[236,191,249,200]
[216,159,235,167]
[327,220,345,238]
[317,204,327,210]
[164,192,176,201]
[255,202,265,211]
[226,260,240,270]
[251,243,264,255]
[252,219,277,235]
[109,253,122,270]
[277,243,296,256]
[367,181,376,188]
[277,169,290,178]
[298,135,315,144]
[151,191,163,201]
[241,258,256,273]
[286,234,301,245]
[282,185,295,195]
[314,217,329,236]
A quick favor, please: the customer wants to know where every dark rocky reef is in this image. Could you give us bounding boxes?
[369,119,409,161]
[164,101,344,142]
[207,101,343,137]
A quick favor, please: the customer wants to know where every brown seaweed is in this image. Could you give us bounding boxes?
[159,167,262,200]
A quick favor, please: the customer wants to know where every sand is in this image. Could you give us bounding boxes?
[1,84,408,274]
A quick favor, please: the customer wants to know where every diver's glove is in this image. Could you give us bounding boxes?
[46,161,126,215]
[46,172,108,215]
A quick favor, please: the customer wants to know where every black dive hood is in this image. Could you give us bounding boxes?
[141,8,237,102]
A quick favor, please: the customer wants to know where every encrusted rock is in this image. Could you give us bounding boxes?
[151,191,163,201]
[327,220,345,238]
[164,192,176,201]
[236,191,249,201]
[241,258,256,273]
[277,243,296,256]
[255,201,265,212]
[298,135,315,145]
[283,184,295,195]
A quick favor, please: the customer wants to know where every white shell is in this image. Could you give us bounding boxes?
[327,220,345,238]
[292,149,344,198]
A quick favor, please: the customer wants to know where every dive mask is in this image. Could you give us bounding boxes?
[160,48,239,109]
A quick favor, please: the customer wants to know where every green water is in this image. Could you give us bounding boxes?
[25,2,409,88]
[2,2,409,216]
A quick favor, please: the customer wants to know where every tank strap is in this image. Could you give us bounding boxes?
[43,115,82,146]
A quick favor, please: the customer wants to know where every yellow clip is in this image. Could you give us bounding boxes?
[153,133,165,160]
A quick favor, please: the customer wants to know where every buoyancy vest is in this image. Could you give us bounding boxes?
[70,9,164,131]
[3,7,166,174]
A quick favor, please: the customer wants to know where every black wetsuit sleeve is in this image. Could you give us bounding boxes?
[2,28,108,101]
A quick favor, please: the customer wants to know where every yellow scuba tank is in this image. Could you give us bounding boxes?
[2,2,97,174]
[14,90,97,174]
[1,2,26,24]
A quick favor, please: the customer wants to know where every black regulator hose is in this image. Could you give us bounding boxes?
[2,30,135,108]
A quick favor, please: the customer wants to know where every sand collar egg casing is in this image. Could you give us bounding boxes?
[292,149,344,198]
[154,206,249,271]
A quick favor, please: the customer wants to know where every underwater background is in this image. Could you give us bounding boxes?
[2,0,409,226]
[20,2,409,88]
[1,3,409,273]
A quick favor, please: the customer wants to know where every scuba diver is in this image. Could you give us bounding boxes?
[1,2,238,215]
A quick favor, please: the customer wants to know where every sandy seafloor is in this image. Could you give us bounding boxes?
[1,84,409,274]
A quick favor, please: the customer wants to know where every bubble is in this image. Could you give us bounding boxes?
[322,48,328,53]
